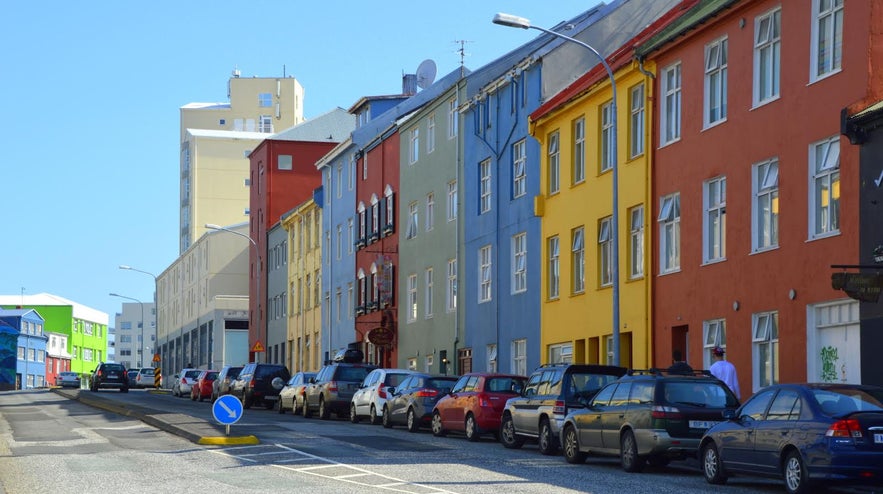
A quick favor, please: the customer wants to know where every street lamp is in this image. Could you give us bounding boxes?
[110,292,144,367]
[205,223,264,363]
[493,12,621,365]
[119,264,157,362]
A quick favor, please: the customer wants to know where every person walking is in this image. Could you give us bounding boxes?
[667,350,694,375]
[709,346,740,399]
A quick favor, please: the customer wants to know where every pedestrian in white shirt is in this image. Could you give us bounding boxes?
[709,346,740,400]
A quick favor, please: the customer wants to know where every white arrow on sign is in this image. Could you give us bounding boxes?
[218,399,237,418]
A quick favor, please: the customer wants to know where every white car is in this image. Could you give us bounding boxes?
[172,368,201,397]
[135,367,156,389]
[350,368,417,424]
[56,372,81,388]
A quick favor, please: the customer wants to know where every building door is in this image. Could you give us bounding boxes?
[670,325,689,368]
[808,300,861,384]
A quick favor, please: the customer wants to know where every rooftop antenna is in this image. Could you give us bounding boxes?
[453,39,473,66]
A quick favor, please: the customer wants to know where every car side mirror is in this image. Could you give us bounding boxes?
[722,408,737,420]
[388,386,396,395]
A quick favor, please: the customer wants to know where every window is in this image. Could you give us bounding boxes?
[598,217,613,287]
[258,93,272,107]
[335,289,342,323]
[425,268,434,318]
[480,159,492,214]
[425,192,435,231]
[447,181,457,221]
[810,136,840,238]
[479,245,492,303]
[658,193,681,273]
[811,0,843,80]
[753,158,779,251]
[336,225,342,260]
[336,163,342,198]
[259,115,273,133]
[754,8,781,106]
[573,118,586,183]
[347,283,353,318]
[446,259,457,312]
[600,101,614,172]
[278,154,293,170]
[704,177,727,263]
[629,84,645,158]
[370,195,379,242]
[407,202,418,239]
[753,311,779,389]
[660,63,682,144]
[512,232,527,294]
[767,389,801,421]
[704,37,728,127]
[629,206,644,279]
[703,319,726,368]
[513,139,527,198]
[384,186,395,234]
[548,131,560,194]
[571,227,585,293]
[347,218,354,254]
[409,128,419,164]
[348,155,355,191]
[447,97,458,138]
[487,344,498,373]
[407,274,417,322]
[549,343,573,364]
[427,113,436,153]
[548,236,560,299]
[512,339,527,376]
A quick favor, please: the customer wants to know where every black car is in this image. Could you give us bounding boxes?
[212,365,243,401]
[382,373,459,432]
[303,362,378,419]
[700,383,883,494]
[90,362,129,393]
[229,363,290,409]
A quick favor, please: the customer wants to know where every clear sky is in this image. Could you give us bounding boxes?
[0,1,601,324]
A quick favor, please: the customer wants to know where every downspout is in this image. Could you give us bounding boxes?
[638,56,655,368]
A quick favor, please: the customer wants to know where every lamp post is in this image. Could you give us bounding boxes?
[493,12,621,365]
[119,265,157,364]
[110,293,144,367]
[205,223,264,363]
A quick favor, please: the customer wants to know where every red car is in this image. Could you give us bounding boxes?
[431,372,527,442]
[191,370,218,402]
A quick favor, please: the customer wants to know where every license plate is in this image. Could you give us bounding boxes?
[874,433,883,444]
[689,420,720,429]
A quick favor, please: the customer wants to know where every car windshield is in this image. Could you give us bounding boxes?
[813,387,883,415]
[570,373,621,397]
[255,366,287,378]
[227,368,243,379]
[663,381,738,408]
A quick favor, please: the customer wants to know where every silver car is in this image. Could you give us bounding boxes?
[171,368,201,397]
[350,368,417,424]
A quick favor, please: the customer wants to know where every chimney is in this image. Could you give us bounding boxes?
[402,74,417,95]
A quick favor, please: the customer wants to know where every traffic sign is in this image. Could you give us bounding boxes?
[251,341,265,352]
[212,395,244,425]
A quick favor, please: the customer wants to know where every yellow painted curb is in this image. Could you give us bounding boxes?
[197,435,260,446]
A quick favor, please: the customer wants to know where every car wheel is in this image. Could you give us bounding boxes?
[293,398,301,416]
[431,411,446,437]
[562,425,587,464]
[277,399,285,414]
[499,414,525,449]
[243,393,253,410]
[382,406,393,429]
[538,419,558,455]
[121,387,128,393]
[783,450,812,494]
[465,414,480,442]
[319,397,330,420]
[620,429,645,473]
[406,408,420,433]
[369,405,380,425]
[350,403,360,424]
[701,441,727,485]
[302,399,312,418]
[191,390,197,401]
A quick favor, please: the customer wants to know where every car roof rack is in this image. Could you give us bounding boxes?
[627,368,713,377]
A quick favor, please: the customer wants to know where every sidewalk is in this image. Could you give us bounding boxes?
[51,388,259,446]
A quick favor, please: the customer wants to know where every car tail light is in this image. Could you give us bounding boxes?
[328,381,338,392]
[377,383,387,399]
[651,405,683,419]
[415,389,438,398]
[479,394,491,408]
[826,419,863,439]
[249,378,256,388]
[553,400,566,416]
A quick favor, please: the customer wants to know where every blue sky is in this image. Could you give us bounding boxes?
[0,1,600,323]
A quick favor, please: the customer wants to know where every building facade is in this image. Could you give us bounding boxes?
[0,308,47,389]
[113,301,156,369]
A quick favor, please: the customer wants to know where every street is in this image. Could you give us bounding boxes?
[0,389,822,494]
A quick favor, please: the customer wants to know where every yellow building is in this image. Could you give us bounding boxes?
[281,198,322,373]
[529,58,656,369]
[179,71,305,253]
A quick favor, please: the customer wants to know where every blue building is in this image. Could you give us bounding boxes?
[0,308,48,389]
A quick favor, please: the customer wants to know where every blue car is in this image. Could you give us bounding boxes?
[699,383,883,494]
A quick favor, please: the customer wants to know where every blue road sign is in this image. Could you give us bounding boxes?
[212,394,244,425]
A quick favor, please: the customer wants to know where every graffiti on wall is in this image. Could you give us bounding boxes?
[819,345,839,382]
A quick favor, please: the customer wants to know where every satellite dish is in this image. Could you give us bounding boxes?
[416,59,437,89]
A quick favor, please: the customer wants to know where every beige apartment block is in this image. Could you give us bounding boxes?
[179,72,305,253]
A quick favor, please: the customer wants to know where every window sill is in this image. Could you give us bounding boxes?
[808,67,841,86]
[701,257,727,267]
[701,117,727,132]
[750,95,780,111]
[807,230,840,242]
[750,245,780,255]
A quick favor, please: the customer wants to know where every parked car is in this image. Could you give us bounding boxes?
[89,362,129,393]
[303,362,378,419]
[277,372,316,415]
[383,373,459,432]
[500,363,627,455]
[229,363,290,409]
[190,369,218,402]
[135,367,156,389]
[126,369,139,388]
[56,371,81,388]
[351,368,418,424]
[212,365,243,401]
[560,368,740,472]
[431,372,527,441]
[699,383,883,494]
[171,368,201,397]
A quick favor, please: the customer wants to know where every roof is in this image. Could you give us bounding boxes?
[0,293,108,324]
[185,128,271,140]
[635,0,736,59]
[180,102,231,110]
[271,107,355,143]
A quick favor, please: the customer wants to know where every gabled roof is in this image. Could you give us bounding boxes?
[271,107,355,143]
[635,0,737,59]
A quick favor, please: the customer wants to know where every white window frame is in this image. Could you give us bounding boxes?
[810,0,843,82]
[598,217,613,287]
[703,176,727,263]
[704,37,728,128]
[487,344,498,373]
[427,113,436,154]
[660,63,682,145]
[512,339,527,376]
[703,319,726,368]
[752,158,779,252]
[658,193,681,273]
[512,232,527,294]
[548,131,560,194]
[548,236,560,300]
[629,206,644,279]
[752,311,779,391]
[480,159,492,214]
[407,202,418,240]
[385,185,395,233]
[409,128,419,165]
[513,139,527,198]
[336,163,343,198]
[425,268,434,318]
[446,259,457,312]
[629,84,645,159]
[407,274,418,322]
[447,181,457,221]
[572,227,585,294]
[479,245,492,303]
[753,8,781,107]
[809,136,840,239]
[573,118,586,184]
[347,218,354,255]
[549,343,573,364]
[447,98,458,139]
[426,192,435,232]
[336,224,342,260]
[600,101,614,172]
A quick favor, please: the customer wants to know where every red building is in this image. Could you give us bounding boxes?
[637,0,882,395]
